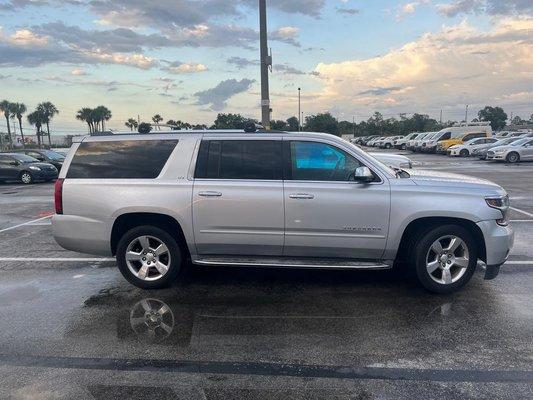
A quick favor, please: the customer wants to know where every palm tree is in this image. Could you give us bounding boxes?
[37,101,59,148]
[94,106,112,131]
[27,110,45,149]
[0,100,14,149]
[152,114,163,130]
[76,108,94,133]
[125,118,138,131]
[12,103,27,148]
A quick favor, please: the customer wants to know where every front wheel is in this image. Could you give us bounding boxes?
[385,143,392,149]
[412,225,477,293]
[116,225,183,289]
[20,171,33,184]
[506,152,520,163]
[459,149,469,157]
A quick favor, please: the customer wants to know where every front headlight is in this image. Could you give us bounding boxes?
[494,148,505,153]
[29,166,41,171]
[486,195,510,226]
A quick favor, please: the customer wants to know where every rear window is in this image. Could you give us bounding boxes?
[67,140,178,179]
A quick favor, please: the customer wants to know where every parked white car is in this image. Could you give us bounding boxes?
[370,152,412,169]
[448,137,500,157]
[395,133,420,150]
[379,136,403,149]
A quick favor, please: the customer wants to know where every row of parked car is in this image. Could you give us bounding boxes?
[355,126,533,163]
[0,149,65,184]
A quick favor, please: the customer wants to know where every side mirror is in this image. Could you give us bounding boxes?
[353,166,373,183]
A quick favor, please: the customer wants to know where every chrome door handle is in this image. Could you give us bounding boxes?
[289,193,314,200]
[198,191,222,197]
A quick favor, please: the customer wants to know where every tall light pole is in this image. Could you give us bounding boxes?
[259,0,271,129]
[465,104,469,124]
[298,87,301,131]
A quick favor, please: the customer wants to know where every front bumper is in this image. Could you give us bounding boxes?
[447,148,461,157]
[477,220,514,279]
[486,153,505,161]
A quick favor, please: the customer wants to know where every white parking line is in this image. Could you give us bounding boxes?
[0,215,52,234]
[0,257,114,262]
[510,219,533,223]
[511,207,533,218]
[504,261,533,265]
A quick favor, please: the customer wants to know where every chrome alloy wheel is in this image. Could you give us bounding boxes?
[426,235,469,285]
[21,172,32,184]
[125,235,171,281]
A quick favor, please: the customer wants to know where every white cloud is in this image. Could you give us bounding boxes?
[9,28,48,45]
[71,68,87,76]
[313,17,533,115]
[164,62,208,74]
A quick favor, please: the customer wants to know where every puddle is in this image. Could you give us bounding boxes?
[0,285,41,306]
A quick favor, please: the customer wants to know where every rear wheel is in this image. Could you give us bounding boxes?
[506,152,520,163]
[411,225,477,293]
[20,171,33,184]
[459,149,469,157]
[385,143,392,149]
[116,225,183,289]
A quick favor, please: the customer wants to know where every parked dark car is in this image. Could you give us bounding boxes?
[13,149,65,170]
[0,153,58,184]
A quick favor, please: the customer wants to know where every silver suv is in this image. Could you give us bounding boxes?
[52,131,514,293]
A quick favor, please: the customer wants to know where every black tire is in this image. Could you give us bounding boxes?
[116,225,183,289]
[506,152,520,164]
[401,144,406,150]
[411,225,478,294]
[19,171,33,184]
[459,149,469,157]
[385,143,392,149]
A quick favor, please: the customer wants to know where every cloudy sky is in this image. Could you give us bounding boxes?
[0,0,531,132]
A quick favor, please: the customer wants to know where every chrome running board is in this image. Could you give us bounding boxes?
[192,256,392,270]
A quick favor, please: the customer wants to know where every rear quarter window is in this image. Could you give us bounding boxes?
[67,140,178,179]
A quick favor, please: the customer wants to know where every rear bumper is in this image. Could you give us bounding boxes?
[52,214,112,256]
[31,170,58,180]
[476,220,514,279]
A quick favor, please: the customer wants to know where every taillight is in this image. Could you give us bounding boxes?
[54,178,64,214]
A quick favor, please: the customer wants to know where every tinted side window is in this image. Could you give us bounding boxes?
[440,132,451,140]
[26,151,45,161]
[195,140,282,180]
[67,140,178,179]
[288,141,362,181]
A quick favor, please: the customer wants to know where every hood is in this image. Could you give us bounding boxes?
[487,145,511,152]
[407,168,504,194]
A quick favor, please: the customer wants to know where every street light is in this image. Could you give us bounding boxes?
[259,0,271,129]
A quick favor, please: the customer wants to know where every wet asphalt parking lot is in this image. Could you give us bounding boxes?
[0,151,532,399]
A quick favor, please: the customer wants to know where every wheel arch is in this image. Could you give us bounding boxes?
[110,212,191,259]
[396,216,486,263]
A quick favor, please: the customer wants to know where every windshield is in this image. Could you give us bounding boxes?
[40,150,65,161]
[12,154,39,163]
[511,138,530,146]
[496,138,517,146]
